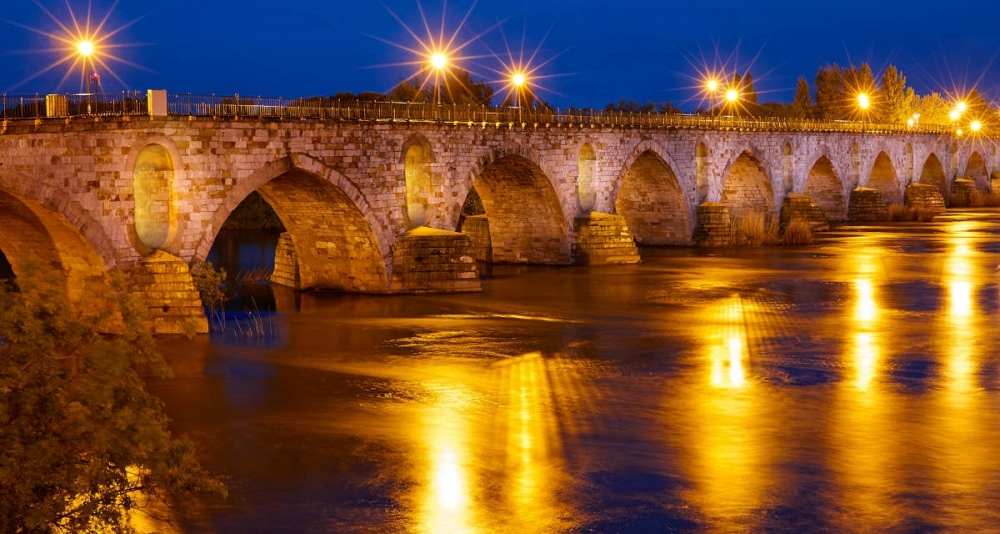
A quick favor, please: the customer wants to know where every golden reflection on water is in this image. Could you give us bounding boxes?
[833,246,896,528]
[412,351,569,534]
[683,295,771,526]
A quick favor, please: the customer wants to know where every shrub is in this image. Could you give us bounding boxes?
[731,211,780,247]
[886,203,915,221]
[782,219,814,245]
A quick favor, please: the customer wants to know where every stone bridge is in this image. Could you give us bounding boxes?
[0,100,993,332]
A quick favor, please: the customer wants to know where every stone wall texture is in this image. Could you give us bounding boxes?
[0,115,991,301]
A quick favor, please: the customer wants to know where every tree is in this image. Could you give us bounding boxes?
[813,65,845,120]
[912,92,951,126]
[439,68,494,106]
[742,72,759,105]
[792,77,812,119]
[387,78,430,103]
[878,65,914,123]
[0,264,225,533]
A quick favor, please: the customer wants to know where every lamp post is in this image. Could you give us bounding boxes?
[705,77,719,114]
[77,40,95,114]
[430,51,447,119]
[512,71,526,123]
[857,92,870,133]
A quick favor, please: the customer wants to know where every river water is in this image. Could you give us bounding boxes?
[150,211,1000,533]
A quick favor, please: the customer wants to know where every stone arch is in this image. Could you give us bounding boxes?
[0,186,108,305]
[965,151,989,191]
[401,134,434,228]
[578,143,597,212]
[782,141,794,193]
[720,150,776,217]
[696,142,710,200]
[868,151,903,205]
[194,155,391,293]
[0,169,118,267]
[463,153,570,264]
[615,150,691,245]
[804,155,846,221]
[920,153,948,200]
[453,144,573,231]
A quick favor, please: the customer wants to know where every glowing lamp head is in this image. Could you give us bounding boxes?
[970,120,982,132]
[857,93,870,111]
[512,72,526,88]
[956,128,964,136]
[956,101,968,113]
[706,78,719,92]
[725,88,739,103]
[430,52,447,70]
[950,109,961,121]
[907,118,915,128]
[77,40,94,58]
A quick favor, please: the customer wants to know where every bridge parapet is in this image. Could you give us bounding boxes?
[1,91,962,136]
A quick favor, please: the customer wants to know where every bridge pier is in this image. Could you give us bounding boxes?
[389,227,480,293]
[129,251,209,335]
[848,188,887,222]
[571,212,641,265]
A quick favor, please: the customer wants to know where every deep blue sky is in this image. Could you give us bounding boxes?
[2,0,998,110]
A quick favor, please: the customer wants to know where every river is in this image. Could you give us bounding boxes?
[149,210,1000,533]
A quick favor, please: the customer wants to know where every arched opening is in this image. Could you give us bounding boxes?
[461,154,569,264]
[966,152,989,191]
[868,151,902,205]
[404,142,433,227]
[804,156,846,221]
[133,144,175,251]
[578,144,597,212]
[206,168,389,293]
[904,143,914,184]
[615,150,690,245]
[782,142,793,193]
[919,153,948,200]
[721,151,775,217]
[0,188,107,303]
[204,191,286,309]
[696,142,709,199]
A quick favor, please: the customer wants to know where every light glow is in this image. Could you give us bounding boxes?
[706,78,719,92]
[857,93,870,110]
[431,51,448,70]
[970,120,982,132]
[725,88,739,103]
[76,40,94,58]
[512,72,526,87]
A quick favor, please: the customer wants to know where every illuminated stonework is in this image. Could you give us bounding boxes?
[132,143,174,250]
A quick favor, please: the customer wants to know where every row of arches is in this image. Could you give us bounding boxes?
[0,135,994,300]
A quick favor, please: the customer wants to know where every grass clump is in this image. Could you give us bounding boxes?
[781,219,814,245]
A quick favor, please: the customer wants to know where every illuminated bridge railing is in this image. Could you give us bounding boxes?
[2,91,953,135]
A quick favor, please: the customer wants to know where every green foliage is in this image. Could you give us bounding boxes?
[878,65,914,123]
[604,99,680,114]
[0,264,225,533]
[813,64,845,120]
[222,191,285,231]
[792,77,812,118]
[191,262,228,310]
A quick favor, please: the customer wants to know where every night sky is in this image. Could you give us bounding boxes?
[2,0,999,110]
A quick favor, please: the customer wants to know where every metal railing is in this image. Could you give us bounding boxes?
[1,91,956,135]
[1,92,148,119]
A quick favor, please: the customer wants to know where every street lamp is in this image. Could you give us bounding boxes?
[77,40,95,113]
[430,51,448,118]
[512,71,526,122]
[970,120,982,133]
[857,92,870,133]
